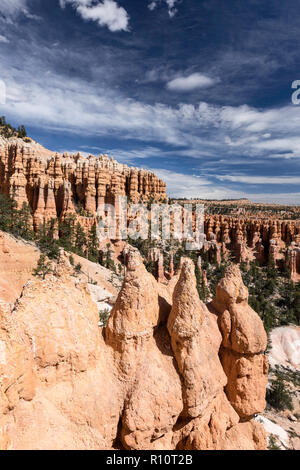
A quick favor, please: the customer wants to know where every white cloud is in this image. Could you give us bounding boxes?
[152,170,300,203]
[216,175,300,185]
[3,35,300,203]
[0,35,9,43]
[0,0,40,21]
[148,0,180,18]
[0,0,27,16]
[60,0,129,32]
[152,169,245,199]
[167,73,216,92]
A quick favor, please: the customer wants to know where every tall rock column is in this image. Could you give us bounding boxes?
[211,264,268,420]
[105,247,182,450]
[106,247,160,379]
[8,147,28,209]
[167,258,227,418]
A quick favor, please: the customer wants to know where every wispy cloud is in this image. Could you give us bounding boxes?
[2,0,300,204]
[151,168,245,199]
[3,52,300,164]
[59,0,130,32]
[216,175,300,185]
[0,0,40,21]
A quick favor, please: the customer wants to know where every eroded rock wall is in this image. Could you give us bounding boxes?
[0,141,167,229]
[204,215,300,280]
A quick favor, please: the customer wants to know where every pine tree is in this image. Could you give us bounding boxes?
[75,263,82,274]
[33,254,53,280]
[0,194,17,232]
[17,125,27,138]
[74,222,87,256]
[15,202,34,240]
[87,224,99,262]
[267,373,294,411]
[59,215,75,251]
[36,219,60,259]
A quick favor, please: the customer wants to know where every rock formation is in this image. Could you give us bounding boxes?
[203,215,300,280]
[0,140,167,226]
[0,238,268,450]
[210,264,268,420]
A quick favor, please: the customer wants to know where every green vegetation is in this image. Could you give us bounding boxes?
[240,261,300,332]
[0,193,111,271]
[74,263,82,274]
[0,116,27,139]
[0,195,34,241]
[1,189,300,332]
[267,370,294,412]
[268,435,281,450]
[99,308,111,327]
[33,254,53,280]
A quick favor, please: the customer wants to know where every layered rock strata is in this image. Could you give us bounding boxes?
[203,215,300,280]
[0,141,167,228]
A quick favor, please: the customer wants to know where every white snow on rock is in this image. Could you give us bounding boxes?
[256,415,290,449]
[88,284,115,314]
[268,326,300,370]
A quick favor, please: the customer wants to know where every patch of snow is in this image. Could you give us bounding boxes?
[256,415,290,449]
[268,326,300,370]
[88,283,115,315]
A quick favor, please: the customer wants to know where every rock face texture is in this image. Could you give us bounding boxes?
[0,242,268,450]
[202,215,300,280]
[210,265,268,421]
[0,140,167,226]
[0,232,40,307]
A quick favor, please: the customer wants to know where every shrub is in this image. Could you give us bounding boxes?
[268,435,281,450]
[267,374,294,411]
[75,263,82,274]
[99,308,111,327]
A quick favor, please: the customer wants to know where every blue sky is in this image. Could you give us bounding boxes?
[1,0,300,202]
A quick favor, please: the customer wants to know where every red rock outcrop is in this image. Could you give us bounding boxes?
[203,214,300,279]
[0,140,167,226]
[168,259,227,419]
[210,264,268,420]
[0,243,267,450]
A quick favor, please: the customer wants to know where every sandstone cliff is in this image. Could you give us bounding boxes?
[0,139,167,230]
[202,214,300,280]
[0,240,268,450]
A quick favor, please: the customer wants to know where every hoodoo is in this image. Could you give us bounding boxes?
[0,243,268,450]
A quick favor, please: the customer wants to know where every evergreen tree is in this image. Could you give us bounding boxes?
[87,224,99,262]
[14,202,34,240]
[104,243,115,271]
[36,219,60,259]
[17,125,27,138]
[59,215,75,251]
[267,372,294,411]
[33,254,53,280]
[74,222,87,256]
[75,263,82,274]
[0,194,17,232]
